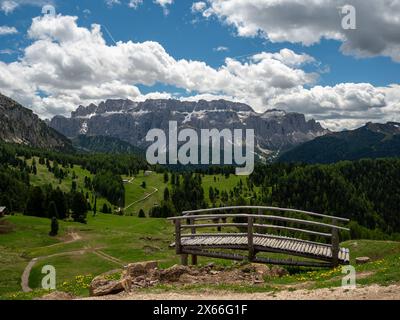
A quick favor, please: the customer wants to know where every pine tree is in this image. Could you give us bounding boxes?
[138,209,145,218]
[25,186,45,217]
[49,216,59,236]
[163,187,170,201]
[47,201,59,219]
[71,192,87,223]
[102,203,109,214]
[93,196,97,216]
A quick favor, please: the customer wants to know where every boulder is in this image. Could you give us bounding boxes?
[125,261,158,277]
[356,257,371,264]
[89,275,130,297]
[251,263,270,276]
[160,264,190,281]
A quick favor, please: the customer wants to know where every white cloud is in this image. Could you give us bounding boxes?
[0,0,53,14]
[269,83,394,130]
[0,0,18,14]
[191,1,206,13]
[128,0,142,9]
[214,46,229,52]
[0,14,399,129]
[0,25,18,35]
[197,0,400,63]
[154,0,173,15]
[0,49,15,54]
[105,0,120,8]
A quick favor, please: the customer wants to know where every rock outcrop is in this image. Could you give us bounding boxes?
[0,93,72,151]
[50,99,328,158]
[89,261,288,297]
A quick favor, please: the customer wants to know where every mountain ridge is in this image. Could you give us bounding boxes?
[0,93,72,151]
[279,121,400,163]
[50,98,328,158]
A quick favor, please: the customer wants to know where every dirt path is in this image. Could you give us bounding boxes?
[93,250,125,266]
[42,230,82,248]
[124,187,158,211]
[83,284,400,300]
[21,248,90,293]
[20,231,123,292]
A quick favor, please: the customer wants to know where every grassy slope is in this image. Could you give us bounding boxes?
[27,157,112,213]
[0,214,175,299]
[122,172,168,215]
[1,214,400,299]
[28,157,255,215]
[2,160,398,298]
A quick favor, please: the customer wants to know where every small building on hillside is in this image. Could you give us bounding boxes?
[144,170,153,176]
[0,207,7,217]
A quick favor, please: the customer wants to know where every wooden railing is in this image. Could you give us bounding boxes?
[168,206,350,267]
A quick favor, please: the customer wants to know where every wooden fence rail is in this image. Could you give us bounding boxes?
[168,206,350,268]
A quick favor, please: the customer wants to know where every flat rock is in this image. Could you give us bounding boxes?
[125,261,158,277]
[356,257,371,264]
[90,275,130,296]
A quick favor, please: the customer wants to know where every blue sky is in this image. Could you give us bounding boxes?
[0,0,400,130]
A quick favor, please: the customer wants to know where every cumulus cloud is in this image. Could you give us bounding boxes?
[191,1,206,13]
[194,0,400,62]
[0,25,18,35]
[0,0,18,14]
[128,0,142,9]
[154,0,173,15]
[0,15,320,117]
[0,14,399,129]
[0,0,52,14]
[269,83,399,130]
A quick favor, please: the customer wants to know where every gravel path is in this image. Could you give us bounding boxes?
[124,187,158,210]
[83,284,400,300]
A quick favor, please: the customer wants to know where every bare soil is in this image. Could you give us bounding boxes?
[83,284,400,300]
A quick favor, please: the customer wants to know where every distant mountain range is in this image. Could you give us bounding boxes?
[49,98,327,158]
[0,93,72,151]
[72,135,142,155]
[2,92,399,165]
[279,122,400,163]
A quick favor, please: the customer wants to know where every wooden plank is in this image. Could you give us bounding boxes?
[248,216,255,261]
[173,214,349,231]
[181,206,350,223]
[181,223,247,229]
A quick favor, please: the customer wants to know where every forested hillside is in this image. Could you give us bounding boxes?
[1,141,400,240]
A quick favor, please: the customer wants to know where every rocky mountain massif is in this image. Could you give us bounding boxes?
[279,122,400,163]
[0,93,72,151]
[50,99,328,158]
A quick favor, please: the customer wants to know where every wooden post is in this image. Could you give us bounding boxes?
[247,216,255,261]
[331,218,339,267]
[181,254,188,266]
[190,217,197,265]
[176,219,188,266]
[175,219,182,255]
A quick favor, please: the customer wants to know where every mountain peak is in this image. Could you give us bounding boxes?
[0,93,72,150]
[50,98,327,157]
[365,121,400,135]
